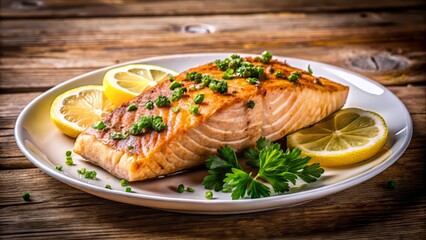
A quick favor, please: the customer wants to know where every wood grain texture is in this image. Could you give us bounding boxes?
[1,0,425,18]
[1,12,425,92]
[1,1,425,238]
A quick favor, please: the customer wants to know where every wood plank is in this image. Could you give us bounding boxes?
[0,148,424,239]
[1,0,425,18]
[1,12,425,90]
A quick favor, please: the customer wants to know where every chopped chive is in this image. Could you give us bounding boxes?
[169,76,175,82]
[169,81,183,90]
[125,187,132,192]
[65,156,73,166]
[92,121,106,130]
[260,50,272,63]
[128,145,134,150]
[77,168,86,174]
[222,68,234,80]
[120,179,128,187]
[387,180,397,189]
[127,104,138,111]
[187,187,195,193]
[205,190,213,200]
[247,100,255,109]
[246,77,259,85]
[155,95,171,107]
[307,64,313,75]
[110,132,128,140]
[171,107,180,113]
[275,70,282,78]
[55,165,62,171]
[105,184,112,190]
[188,105,200,115]
[84,170,97,180]
[65,151,72,156]
[145,100,154,110]
[288,71,301,82]
[22,192,30,201]
[177,184,185,193]
[193,94,204,104]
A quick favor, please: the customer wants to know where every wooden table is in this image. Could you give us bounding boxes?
[1,0,425,238]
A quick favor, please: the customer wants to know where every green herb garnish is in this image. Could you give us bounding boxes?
[65,152,74,166]
[152,116,166,132]
[77,168,86,174]
[260,50,272,63]
[120,179,128,187]
[171,107,180,113]
[187,187,195,193]
[155,95,171,107]
[169,81,183,90]
[209,79,228,94]
[222,68,234,80]
[205,191,213,199]
[84,170,97,180]
[128,145,134,150]
[307,64,313,75]
[247,100,255,109]
[171,87,184,102]
[105,184,112,190]
[110,132,128,140]
[22,192,30,201]
[92,121,106,130]
[246,77,259,85]
[275,71,282,78]
[189,105,200,115]
[55,165,62,171]
[193,94,205,104]
[169,76,175,82]
[203,137,324,200]
[130,115,166,135]
[288,71,301,82]
[125,187,132,192]
[186,72,203,83]
[387,180,397,189]
[145,100,154,110]
[66,151,72,156]
[127,104,138,111]
[177,184,185,193]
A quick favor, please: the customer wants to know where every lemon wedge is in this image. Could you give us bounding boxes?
[50,85,115,138]
[103,64,178,106]
[287,108,388,167]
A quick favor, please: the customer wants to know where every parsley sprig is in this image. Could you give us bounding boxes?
[202,137,324,200]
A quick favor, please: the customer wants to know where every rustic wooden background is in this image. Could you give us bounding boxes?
[1,0,425,239]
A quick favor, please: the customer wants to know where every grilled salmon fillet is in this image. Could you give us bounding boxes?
[73,57,349,181]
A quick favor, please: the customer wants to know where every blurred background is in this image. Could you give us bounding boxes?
[1,0,425,239]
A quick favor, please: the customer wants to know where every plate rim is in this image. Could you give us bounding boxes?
[14,53,413,211]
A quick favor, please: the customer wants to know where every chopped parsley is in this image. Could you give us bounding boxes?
[145,100,154,110]
[203,137,324,199]
[288,71,301,82]
[247,100,255,109]
[128,145,134,150]
[260,50,272,63]
[193,94,204,104]
[171,87,184,102]
[105,184,112,190]
[92,121,106,130]
[169,81,183,90]
[127,104,137,111]
[125,187,132,192]
[55,165,62,171]
[169,76,175,82]
[187,187,195,193]
[222,68,234,80]
[22,192,31,201]
[189,105,200,115]
[155,95,171,107]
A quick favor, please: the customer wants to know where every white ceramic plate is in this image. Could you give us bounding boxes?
[15,53,412,214]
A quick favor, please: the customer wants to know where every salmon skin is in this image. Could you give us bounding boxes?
[73,56,349,181]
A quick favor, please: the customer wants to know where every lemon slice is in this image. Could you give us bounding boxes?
[103,64,178,106]
[287,108,388,167]
[50,85,115,138]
